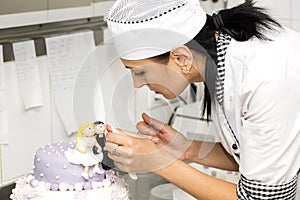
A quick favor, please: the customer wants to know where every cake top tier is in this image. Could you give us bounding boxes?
[34,141,106,186]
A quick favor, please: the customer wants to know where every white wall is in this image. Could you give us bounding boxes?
[0,1,114,29]
[256,0,300,32]
[200,0,300,32]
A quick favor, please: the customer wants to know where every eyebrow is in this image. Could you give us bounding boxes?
[125,66,132,69]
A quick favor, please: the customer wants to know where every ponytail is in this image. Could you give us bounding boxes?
[192,0,281,121]
[213,0,281,41]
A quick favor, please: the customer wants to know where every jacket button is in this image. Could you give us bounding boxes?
[232,143,238,150]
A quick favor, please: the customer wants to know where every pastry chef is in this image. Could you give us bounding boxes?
[104,0,300,199]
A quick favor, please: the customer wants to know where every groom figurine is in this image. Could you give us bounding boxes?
[93,121,115,170]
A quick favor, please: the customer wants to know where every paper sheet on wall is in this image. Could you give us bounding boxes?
[0,45,8,144]
[46,31,96,135]
[13,40,43,110]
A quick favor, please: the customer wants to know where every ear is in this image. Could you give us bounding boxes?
[170,46,193,67]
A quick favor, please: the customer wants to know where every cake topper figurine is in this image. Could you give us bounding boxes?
[65,122,105,179]
[93,121,115,170]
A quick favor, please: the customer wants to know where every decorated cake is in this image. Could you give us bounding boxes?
[10,121,129,200]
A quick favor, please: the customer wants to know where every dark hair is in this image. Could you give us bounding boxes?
[152,0,281,121]
[94,121,105,125]
[213,0,281,41]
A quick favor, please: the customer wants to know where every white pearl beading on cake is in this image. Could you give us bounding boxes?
[26,173,112,191]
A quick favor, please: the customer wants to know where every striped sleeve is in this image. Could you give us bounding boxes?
[237,174,298,200]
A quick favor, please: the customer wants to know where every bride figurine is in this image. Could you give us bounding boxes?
[65,122,104,179]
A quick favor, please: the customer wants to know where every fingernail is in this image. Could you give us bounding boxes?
[142,113,151,123]
[151,137,159,143]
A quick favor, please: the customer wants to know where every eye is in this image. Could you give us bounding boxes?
[134,71,145,77]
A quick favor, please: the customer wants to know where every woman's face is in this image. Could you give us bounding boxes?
[121,57,191,99]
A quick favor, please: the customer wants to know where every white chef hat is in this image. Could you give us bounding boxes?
[106,0,207,60]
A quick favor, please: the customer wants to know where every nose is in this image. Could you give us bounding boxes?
[132,75,147,88]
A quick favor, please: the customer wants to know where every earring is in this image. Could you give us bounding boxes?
[181,65,191,74]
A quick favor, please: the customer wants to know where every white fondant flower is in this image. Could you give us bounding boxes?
[45,182,51,190]
[30,179,39,188]
[27,189,38,198]
[26,175,35,183]
[38,181,45,187]
[102,179,111,187]
[91,181,99,189]
[111,188,129,200]
[98,181,103,188]
[74,191,87,200]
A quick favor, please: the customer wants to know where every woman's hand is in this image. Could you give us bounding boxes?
[104,125,176,173]
[136,113,192,161]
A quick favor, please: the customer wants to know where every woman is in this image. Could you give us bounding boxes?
[104,0,300,199]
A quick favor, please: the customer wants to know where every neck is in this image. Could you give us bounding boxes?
[189,50,206,82]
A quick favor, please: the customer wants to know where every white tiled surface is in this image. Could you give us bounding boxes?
[277,19,291,28]
[0,1,115,29]
[292,0,300,19]
[254,0,299,32]
[292,20,300,33]
[200,0,300,33]
[256,0,291,19]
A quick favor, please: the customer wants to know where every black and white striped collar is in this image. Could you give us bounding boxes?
[215,32,231,108]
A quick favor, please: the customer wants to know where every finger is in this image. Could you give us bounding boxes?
[104,141,119,152]
[121,129,149,139]
[141,112,152,124]
[106,124,123,134]
[156,131,175,144]
[106,132,132,146]
[106,124,113,132]
[142,113,167,133]
[136,121,157,136]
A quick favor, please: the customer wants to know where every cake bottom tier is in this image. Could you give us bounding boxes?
[10,176,129,200]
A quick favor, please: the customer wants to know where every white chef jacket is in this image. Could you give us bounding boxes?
[211,27,300,198]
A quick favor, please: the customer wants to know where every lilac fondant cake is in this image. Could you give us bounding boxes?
[34,141,105,187]
[10,141,129,200]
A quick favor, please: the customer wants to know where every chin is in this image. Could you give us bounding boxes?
[162,93,177,99]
